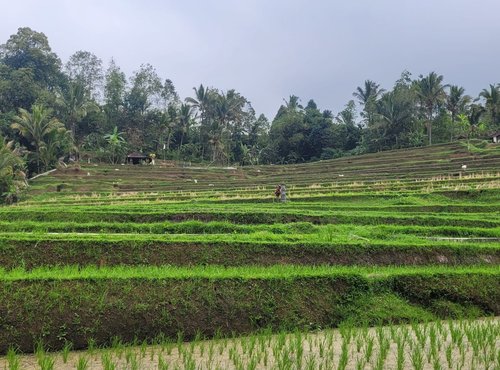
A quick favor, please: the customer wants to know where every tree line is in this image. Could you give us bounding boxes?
[1,27,499,201]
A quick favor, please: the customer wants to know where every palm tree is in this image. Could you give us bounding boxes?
[208,134,226,163]
[0,138,26,202]
[0,139,21,175]
[160,106,178,153]
[11,104,66,173]
[414,72,446,145]
[446,85,471,141]
[186,84,206,105]
[467,104,486,137]
[0,138,24,188]
[284,95,302,113]
[178,103,194,149]
[213,93,243,165]
[39,129,72,170]
[208,94,231,165]
[353,80,384,125]
[215,93,232,129]
[375,92,413,147]
[336,100,357,126]
[186,84,212,125]
[186,84,212,159]
[446,86,470,124]
[58,81,98,143]
[479,84,500,126]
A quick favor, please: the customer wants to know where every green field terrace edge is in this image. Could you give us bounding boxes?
[0,141,498,353]
[1,230,498,247]
[1,220,499,237]
[20,141,500,199]
[25,175,500,199]
[0,264,497,280]
[23,180,500,205]
[14,184,500,206]
[7,190,500,211]
[0,237,500,269]
[2,208,498,228]
[0,265,498,353]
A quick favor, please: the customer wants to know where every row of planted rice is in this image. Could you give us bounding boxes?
[0,142,498,362]
[26,141,500,197]
[1,316,498,369]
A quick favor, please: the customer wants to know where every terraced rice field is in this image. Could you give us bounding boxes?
[1,319,498,369]
[0,141,499,368]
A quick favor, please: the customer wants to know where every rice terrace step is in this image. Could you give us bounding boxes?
[0,142,499,361]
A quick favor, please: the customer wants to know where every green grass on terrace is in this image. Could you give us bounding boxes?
[20,141,500,200]
[0,220,498,238]
[0,264,498,281]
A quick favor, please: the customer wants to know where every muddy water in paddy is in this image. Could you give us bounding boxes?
[0,318,498,369]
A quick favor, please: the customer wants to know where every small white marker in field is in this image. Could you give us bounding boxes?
[194,179,198,183]
[461,164,467,170]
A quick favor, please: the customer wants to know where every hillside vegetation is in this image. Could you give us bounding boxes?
[0,141,498,354]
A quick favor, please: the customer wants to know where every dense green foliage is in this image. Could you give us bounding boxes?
[0,138,26,203]
[0,96,498,354]
[1,236,498,269]
[0,269,498,353]
[1,27,499,198]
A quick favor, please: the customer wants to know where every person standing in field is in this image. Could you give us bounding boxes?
[280,184,287,202]
[274,185,281,202]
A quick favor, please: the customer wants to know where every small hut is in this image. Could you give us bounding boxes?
[126,152,149,165]
[492,132,500,144]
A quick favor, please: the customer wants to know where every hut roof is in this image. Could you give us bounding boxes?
[127,152,148,159]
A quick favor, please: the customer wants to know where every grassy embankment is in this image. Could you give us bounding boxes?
[0,141,498,354]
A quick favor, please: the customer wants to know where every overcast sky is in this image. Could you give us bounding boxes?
[1,0,499,119]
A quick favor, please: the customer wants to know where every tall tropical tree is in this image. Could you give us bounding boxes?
[65,50,104,99]
[0,27,63,90]
[39,129,72,171]
[104,59,127,126]
[353,80,384,125]
[375,92,413,147]
[161,78,179,107]
[479,84,500,127]
[446,85,470,124]
[336,100,357,126]
[58,80,98,142]
[467,104,486,137]
[0,138,26,202]
[126,63,163,115]
[186,84,211,119]
[284,95,302,113]
[160,105,178,153]
[0,139,22,176]
[186,84,212,159]
[335,100,362,151]
[11,104,66,173]
[414,72,446,145]
[177,103,194,149]
[213,93,241,164]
